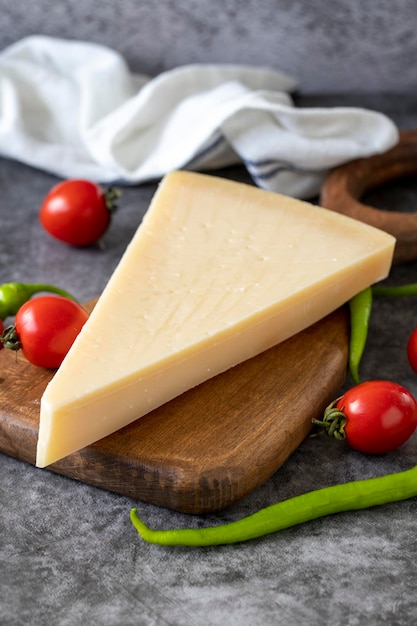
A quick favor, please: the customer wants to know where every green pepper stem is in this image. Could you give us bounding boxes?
[0,282,78,320]
[130,465,417,546]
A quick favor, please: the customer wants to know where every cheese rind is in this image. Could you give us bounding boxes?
[36,171,395,467]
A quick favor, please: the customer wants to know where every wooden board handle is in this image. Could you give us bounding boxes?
[320,130,417,264]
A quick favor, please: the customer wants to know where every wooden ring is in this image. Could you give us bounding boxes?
[320,130,417,264]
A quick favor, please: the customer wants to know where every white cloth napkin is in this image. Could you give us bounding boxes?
[0,35,399,198]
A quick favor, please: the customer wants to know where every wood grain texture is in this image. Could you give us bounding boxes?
[0,302,349,514]
[320,130,417,264]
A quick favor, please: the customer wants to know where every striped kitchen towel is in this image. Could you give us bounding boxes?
[0,35,398,198]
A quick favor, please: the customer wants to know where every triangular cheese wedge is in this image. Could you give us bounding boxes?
[36,171,395,467]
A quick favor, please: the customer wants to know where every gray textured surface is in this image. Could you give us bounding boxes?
[0,0,416,93]
[1,93,417,625]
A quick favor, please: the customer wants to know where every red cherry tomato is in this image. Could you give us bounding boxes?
[335,380,417,454]
[407,328,417,375]
[14,295,89,368]
[39,179,119,246]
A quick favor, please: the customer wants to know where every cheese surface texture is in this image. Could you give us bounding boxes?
[36,171,395,467]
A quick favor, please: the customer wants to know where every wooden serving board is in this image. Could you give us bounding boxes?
[0,301,349,514]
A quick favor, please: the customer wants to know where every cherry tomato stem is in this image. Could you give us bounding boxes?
[312,401,347,440]
[103,187,121,214]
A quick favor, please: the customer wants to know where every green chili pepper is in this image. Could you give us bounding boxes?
[0,282,77,320]
[348,287,372,385]
[372,282,417,297]
[130,465,417,546]
[346,281,417,383]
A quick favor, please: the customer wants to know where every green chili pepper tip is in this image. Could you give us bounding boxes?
[348,287,373,385]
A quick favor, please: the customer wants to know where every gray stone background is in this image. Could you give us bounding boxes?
[1,0,416,93]
[2,3,417,626]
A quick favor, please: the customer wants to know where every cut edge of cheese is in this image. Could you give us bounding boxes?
[36,171,395,468]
